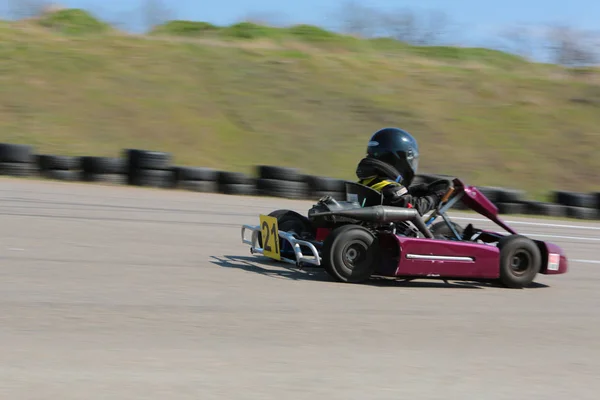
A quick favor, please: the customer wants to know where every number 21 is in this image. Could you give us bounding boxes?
[262,220,278,253]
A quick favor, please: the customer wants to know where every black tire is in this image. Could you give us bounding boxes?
[304,176,347,192]
[257,165,303,182]
[591,192,600,211]
[321,224,380,283]
[0,143,34,163]
[475,186,502,204]
[497,188,526,203]
[256,178,308,199]
[217,171,253,185]
[81,173,126,185]
[311,191,346,201]
[429,221,464,239]
[553,191,595,209]
[41,170,81,181]
[524,201,567,218]
[174,167,218,182]
[218,183,256,196]
[256,210,316,259]
[497,235,541,288]
[37,155,81,171]
[129,170,175,188]
[566,206,598,220]
[268,209,314,236]
[179,180,218,193]
[125,149,172,170]
[497,202,527,215]
[81,156,125,175]
[0,162,35,177]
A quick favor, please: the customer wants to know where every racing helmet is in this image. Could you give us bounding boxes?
[366,127,420,186]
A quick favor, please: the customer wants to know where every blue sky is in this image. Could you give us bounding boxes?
[3,0,599,50]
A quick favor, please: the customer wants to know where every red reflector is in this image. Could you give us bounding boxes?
[407,203,413,208]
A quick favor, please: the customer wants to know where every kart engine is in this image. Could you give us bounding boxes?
[308,195,421,237]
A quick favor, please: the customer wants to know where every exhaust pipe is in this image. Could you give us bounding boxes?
[312,206,434,239]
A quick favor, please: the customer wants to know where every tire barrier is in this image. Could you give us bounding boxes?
[217,171,256,196]
[125,149,175,188]
[37,155,82,181]
[566,206,598,220]
[0,143,598,221]
[256,165,308,199]
[304,175,347,201]
[553,190,596,209]
[174,167,218,193]
[81,156,127,184]
[0,143,36,177]
[496,202,528,216]
[522,201,567,218]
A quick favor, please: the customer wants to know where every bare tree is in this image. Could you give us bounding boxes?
[497,24,539,59]
[240,11,289,27]
[141,0,172,32]
[544,24,599,66]
[379,8,417,43]
[380,8,452,45]
[7,0,53,19]
[335,0,382,38]
[332,2,454,44]
[419,10,452,45]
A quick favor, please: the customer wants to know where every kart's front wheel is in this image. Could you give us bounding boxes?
[322,224,380,283]
[498,235,541,288]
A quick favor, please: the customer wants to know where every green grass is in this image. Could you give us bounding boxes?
[1,9,600,200]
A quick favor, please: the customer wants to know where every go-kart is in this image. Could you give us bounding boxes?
[240,177,568,288]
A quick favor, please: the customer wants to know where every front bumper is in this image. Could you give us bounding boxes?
[241,224,322,267]
[540,241,569,275]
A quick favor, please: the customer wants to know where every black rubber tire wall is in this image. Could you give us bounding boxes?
[125,149,174,188]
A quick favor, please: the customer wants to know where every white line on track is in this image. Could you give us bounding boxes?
[451,216,600,230]
[521,233,600,242]
[573,259,600,264]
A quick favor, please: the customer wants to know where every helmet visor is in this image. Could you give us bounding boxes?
[398,148,419,175]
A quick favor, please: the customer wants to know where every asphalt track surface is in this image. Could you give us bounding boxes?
[1,178,599,400]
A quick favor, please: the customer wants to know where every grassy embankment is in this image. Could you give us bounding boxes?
[1,9,599,200]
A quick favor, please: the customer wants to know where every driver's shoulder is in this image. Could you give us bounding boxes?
[364,177,403,190]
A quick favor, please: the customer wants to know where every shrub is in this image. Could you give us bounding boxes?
[36,8,109,35]
[220,22,280,39]
[150,20,219,36]
[286,24,337,42]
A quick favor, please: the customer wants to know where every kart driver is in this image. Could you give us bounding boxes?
[355,127,451,216]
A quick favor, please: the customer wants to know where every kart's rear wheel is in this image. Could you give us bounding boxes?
[498,234,541,288]
[322,224,380,283]
[257,209,315,260]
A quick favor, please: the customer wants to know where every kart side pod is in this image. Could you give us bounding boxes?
[310,206,435,239]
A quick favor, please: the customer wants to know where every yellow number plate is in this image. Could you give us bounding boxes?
[259,214,280,261]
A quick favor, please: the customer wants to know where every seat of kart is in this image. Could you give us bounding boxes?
[344,182,384,207]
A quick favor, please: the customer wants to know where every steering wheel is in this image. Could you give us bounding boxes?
[440,186,455,204]
[436,183,457,212]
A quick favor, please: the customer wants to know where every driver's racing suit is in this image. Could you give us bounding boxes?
[355,157,448,216]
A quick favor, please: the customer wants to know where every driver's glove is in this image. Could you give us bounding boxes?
[407,183,428,197]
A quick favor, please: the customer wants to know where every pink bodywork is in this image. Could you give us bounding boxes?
[373,181,569,279]
[376,235,569,279]
[537,241,569,275]
[462,185,517,235]
[391,235,500,279]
